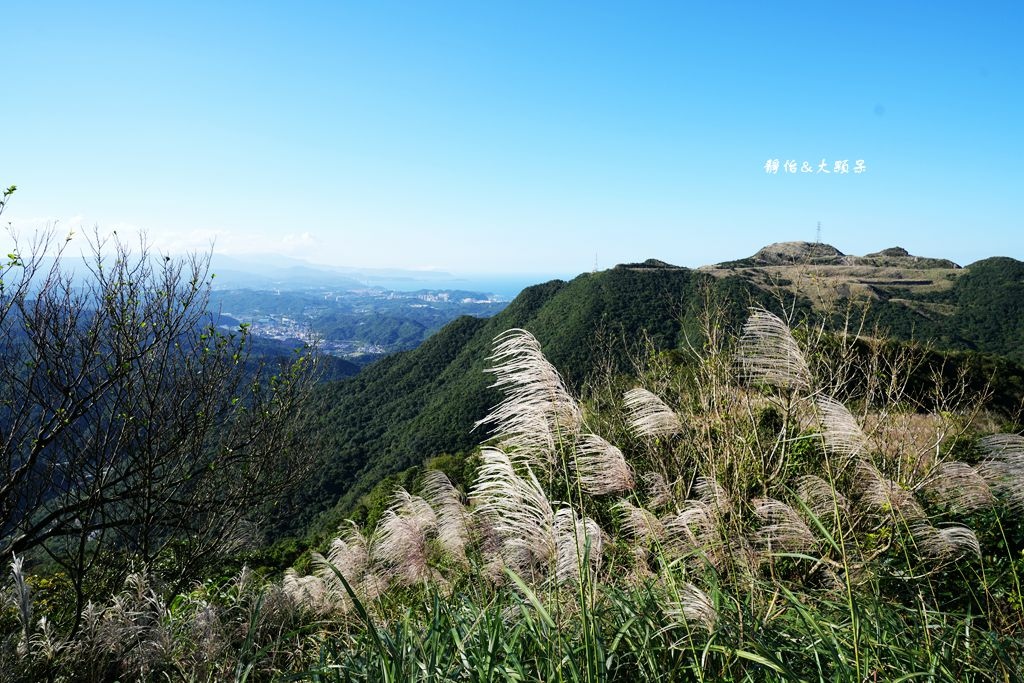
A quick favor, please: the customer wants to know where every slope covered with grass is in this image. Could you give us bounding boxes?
[9,309,1023,681]
[290,266,765,536]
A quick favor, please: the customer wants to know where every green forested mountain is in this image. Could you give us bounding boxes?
[286,249,1024,539]
[283,264,767,535]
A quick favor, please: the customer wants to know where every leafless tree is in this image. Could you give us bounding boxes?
[0,188,320,626]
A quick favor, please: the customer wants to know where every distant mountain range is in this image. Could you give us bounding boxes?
[208,254,558,299]
[277,243,1024,539]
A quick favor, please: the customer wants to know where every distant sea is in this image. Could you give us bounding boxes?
[363,273,574,300]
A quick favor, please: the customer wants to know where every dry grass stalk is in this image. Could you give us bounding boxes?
[642,471,674,509]
[663,501,721,566]
[475,329,582,470]
[665,583,717,633]
[735,308,811,392]
[695,477,731,513]
[977,434,1024,511]
[471,447,555,578]
[372,489,438,586]
[623,387,683,438]
[816,395,867,469]
[921,461,994,513]
[553,508,604,584]
[283,570,336,614]
[572,433,635,495]
[613,500,665,544]
[855,460,926,523]
[752,498,817,553]
[10,555,32,657]
[421,470,471,563]
[795,475,849,521]
[312,523,376,607]
[909,522,982,560]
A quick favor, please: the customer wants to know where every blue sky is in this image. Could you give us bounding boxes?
[3,2,1022,275]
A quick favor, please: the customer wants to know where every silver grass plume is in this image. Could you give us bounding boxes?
[476,329,582,470]
[663,501,721,565]
[421,470,471,563]
[665,583,717,632]
[921,461,994,513]
[796,475,850,522]
[753,498,817,553]
[372,489,438,586]
[855,461,925,522]
[977,434,1024,511]
[11,554,32,657]
[553,508,604,584]
[623,387,682,438]
[695,477,731,513]
[313,523,373,606]
[572,433,635,495]
[613,500,665,544]
[471,447,555,577]
[816,395,868,468]
[642,471,674,509]
[909,522,982,560]
[282,570,333,614]
[111,573,173,670]
[736,308,812,392]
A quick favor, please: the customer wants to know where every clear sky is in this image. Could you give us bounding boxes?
[3,2,1022,275]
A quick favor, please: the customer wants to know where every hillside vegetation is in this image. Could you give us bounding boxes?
[8,308,1023,681]
[704,242,1024,364]
[6,228,1024,680]
[288,250,1024,540]
[288,267,767,537]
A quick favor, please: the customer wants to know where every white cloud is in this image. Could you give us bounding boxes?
[2,213,321,262]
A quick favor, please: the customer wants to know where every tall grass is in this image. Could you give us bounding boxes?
[4,311,1023,681]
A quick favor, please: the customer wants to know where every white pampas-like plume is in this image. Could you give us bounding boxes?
[471,447,555,576]
[855,461,925,522]
[572,433,635,495]
[623,388,682,439]
[795,474,850,522]
[613,500,665,544]
[909,522,981,560]
[665,583,717,632]
[11,554,32,657]
[816,395,868,466]
[735,308,812,392]
[282,570,332,613]
[313,523,375,606]
[372,489,438,586]
[553,508,604,584]
[421,470,470,563]
[921,461,994,513]
[475,329,582,470]
[642,471,674,509]
[663,501,720,563]
[753,498,817,553]
[695,477,731,513]
[977,434,1024,511]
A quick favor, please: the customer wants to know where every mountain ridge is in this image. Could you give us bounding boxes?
[282,244,1024,539]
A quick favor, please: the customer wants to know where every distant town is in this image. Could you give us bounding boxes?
[214,284,508,361]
